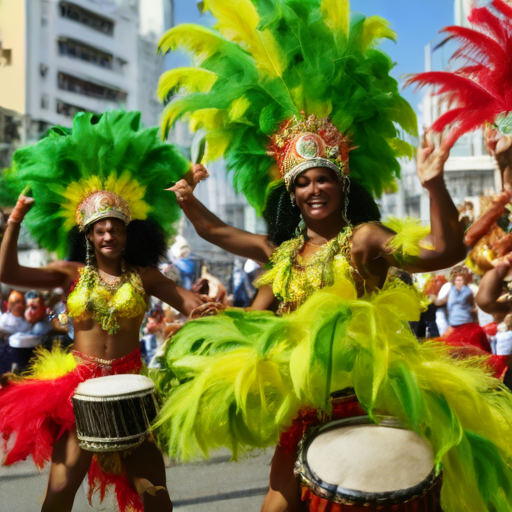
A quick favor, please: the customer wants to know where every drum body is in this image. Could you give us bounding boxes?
[72,374,158,452]
[295,416,442,512]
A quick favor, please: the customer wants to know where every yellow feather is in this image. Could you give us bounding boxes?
[161,101,189,139]
[104,171,150,220]
[321,0,350,35]
[189,109,228,132]
[203,0,285,78]
[157,68,218,102]
[360,16,397,51]
[54,173,149,229]
[387,138,416,159]
[204,130,233,162]
[228,96,251,122]
[290,86,332,119]
[26,346,77,380]
[158,25,225,65]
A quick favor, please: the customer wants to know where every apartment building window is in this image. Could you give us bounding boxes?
[56,100,88,118]
[41,94,50,110]
[58,72,127,103]
[58,38,115,70]
[59,1,114,36]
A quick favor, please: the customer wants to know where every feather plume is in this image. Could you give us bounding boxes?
[360,16,397,51]
[321,0,350,35]
[158,24,245,65]
[407,0,512,148]
[203,0,286,78]
[155,280,512,511]
[11,111,189,257]
[157,68,218,102]
[158,0,416,211]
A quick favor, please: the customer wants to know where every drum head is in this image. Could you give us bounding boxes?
[74,374,155,399]
[298,416,438,505]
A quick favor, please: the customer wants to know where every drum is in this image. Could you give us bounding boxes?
[72,374,158,452]
[295,416,442,512]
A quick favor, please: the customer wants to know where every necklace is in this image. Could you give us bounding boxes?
[305,239,325,247]
[97,261,126,292]
[257,226,355,314]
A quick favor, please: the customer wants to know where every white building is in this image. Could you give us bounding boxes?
[0,0,166,147]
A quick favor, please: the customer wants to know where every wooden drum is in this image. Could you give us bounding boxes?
[295,416,442,512]
[72,374,158,452]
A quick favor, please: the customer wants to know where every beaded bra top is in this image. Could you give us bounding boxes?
[257,227,360,315]
[67,264,147,335]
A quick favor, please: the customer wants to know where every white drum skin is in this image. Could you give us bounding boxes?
[295,415,442,509]
[306,424,434,493]
[74,374,155,399]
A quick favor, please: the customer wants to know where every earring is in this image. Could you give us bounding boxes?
[295,214,307,238]
[342,176,352,227]
[85,238,93,267]
[290,192,296,205]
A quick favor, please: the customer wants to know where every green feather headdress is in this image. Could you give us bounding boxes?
[157,0,417,213]
[10,110,189,258]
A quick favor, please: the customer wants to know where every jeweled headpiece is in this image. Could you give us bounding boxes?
[269,115,351,190]
[77,190,131,231]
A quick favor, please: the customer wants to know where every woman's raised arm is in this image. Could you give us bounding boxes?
[171,165,274,265]
[0,196,69,289]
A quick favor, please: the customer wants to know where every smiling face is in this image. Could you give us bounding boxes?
[293,167,344,223]
[88,218,127,261]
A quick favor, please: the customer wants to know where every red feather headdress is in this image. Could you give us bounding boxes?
[407,0,512,149]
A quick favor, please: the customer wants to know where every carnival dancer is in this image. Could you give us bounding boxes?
[148,2,512,512]
[0,110,208,512]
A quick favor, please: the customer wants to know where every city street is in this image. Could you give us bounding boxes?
[0,447,273,511]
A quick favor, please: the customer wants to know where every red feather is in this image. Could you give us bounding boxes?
[408,0,512,148]
[491,0,512,20]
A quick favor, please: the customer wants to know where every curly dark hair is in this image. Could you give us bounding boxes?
[67,219,168,267]
[263,179,381,246]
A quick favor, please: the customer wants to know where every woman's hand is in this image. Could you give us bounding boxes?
[484,127,512,192]
[8,194,34,224]
[189,301,226,320]
[416,132,449,189]
[168,164,209,205]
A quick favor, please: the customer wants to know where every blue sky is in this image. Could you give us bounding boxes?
[169,0,456,115]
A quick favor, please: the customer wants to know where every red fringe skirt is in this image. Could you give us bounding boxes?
[0,348,144,512]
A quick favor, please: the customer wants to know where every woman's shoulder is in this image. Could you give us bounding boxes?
[352,221,394,250]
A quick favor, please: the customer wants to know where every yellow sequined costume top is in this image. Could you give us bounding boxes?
[67,265,147,335]
[257,227,361,315]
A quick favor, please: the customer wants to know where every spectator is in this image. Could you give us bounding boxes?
[0,291,32,374]
[438,266,491,354]
[0,290,31,338]
[24,290,51,337]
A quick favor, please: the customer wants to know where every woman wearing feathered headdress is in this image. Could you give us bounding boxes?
[0,110,209,512]
[149,2,512,511]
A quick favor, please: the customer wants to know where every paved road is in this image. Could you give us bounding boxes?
[0,448,273,511]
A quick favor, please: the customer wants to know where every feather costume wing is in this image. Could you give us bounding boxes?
[407,0,512,148]
[158,0,417,213]
[154,280,512,512]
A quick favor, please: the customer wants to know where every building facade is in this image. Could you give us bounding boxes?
[0,0,169,269]
[0,0,165,146]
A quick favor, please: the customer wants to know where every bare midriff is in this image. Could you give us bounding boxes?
[72,313,146,360]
